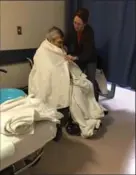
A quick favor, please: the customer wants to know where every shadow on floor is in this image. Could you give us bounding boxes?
[31,137,98,174]
[91,109,135,140]
[30,109,135,174]
[90,113,115,140]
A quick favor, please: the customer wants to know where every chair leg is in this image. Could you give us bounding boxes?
[101,83,116,99]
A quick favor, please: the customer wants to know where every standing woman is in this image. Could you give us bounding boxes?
[64,8,99,101]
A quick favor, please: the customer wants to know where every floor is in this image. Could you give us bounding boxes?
[30,86,135,174]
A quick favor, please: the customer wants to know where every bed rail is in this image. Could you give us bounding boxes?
[13,148,44,175]
[1,148,44,175]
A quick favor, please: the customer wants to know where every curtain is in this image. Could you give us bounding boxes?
[65,0,81,32]
[128,45,136,90]
[80,0,136,89]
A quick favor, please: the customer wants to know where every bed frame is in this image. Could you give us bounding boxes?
[1,147,44,175]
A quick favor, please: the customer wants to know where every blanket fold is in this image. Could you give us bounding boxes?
[0,135,15,160]
[0,95,63,136]
[69,62,105,138]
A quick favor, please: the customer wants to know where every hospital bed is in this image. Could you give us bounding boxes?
[0,88,58,175]
[0,122,57,175]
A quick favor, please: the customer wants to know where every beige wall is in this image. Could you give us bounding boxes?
[0,1,65,50]
[0,1,65,88]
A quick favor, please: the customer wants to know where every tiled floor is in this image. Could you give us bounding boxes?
[30,87,135,174]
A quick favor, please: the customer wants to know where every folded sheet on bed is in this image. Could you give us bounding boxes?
[0,135,15,161]
[0,95,63,136]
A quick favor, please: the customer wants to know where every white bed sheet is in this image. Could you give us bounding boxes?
[0,121,57,171]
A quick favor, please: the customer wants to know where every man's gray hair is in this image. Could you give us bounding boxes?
[46,26,64,41]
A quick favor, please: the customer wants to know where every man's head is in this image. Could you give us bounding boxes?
[73,8,89,32]
[46,26,64,48]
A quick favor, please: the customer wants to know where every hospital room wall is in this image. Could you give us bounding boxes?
[0,1,65,88]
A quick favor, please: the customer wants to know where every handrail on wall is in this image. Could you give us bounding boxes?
[0,69,8,73]
[0,58,116,99]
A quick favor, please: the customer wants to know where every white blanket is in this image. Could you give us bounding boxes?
[28,39,70,109]
[0,95,63,136]
[0,135,15,161]
[69,62,104,138]
[28,39,106,138]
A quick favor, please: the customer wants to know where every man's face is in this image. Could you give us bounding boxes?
[52,35,64,48]
[73,16,85,32]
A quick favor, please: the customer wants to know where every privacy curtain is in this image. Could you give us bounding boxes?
[65,0,135,89]
[65,0,81,32]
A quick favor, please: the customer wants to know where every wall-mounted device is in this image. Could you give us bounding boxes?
[17,26,22,35]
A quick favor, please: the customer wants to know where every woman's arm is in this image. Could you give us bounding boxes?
[75,31,96,64]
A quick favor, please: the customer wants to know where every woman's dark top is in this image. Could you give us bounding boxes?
[64,24,97,71]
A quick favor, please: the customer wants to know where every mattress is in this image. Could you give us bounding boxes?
[0,121,57,171]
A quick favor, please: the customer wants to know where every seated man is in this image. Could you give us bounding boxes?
[28,26,80,140]
[28,26,105,140]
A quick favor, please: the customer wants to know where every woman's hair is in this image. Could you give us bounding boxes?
[46,26,64,41]
[74,8,89,24]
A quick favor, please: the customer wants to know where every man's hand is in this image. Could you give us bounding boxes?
[65,55,78,62]
[65,55,74,61]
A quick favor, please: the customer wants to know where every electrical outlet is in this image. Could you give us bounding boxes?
[17,26,22,35]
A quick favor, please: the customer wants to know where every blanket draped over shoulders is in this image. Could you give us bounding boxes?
[28,39,105,138]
